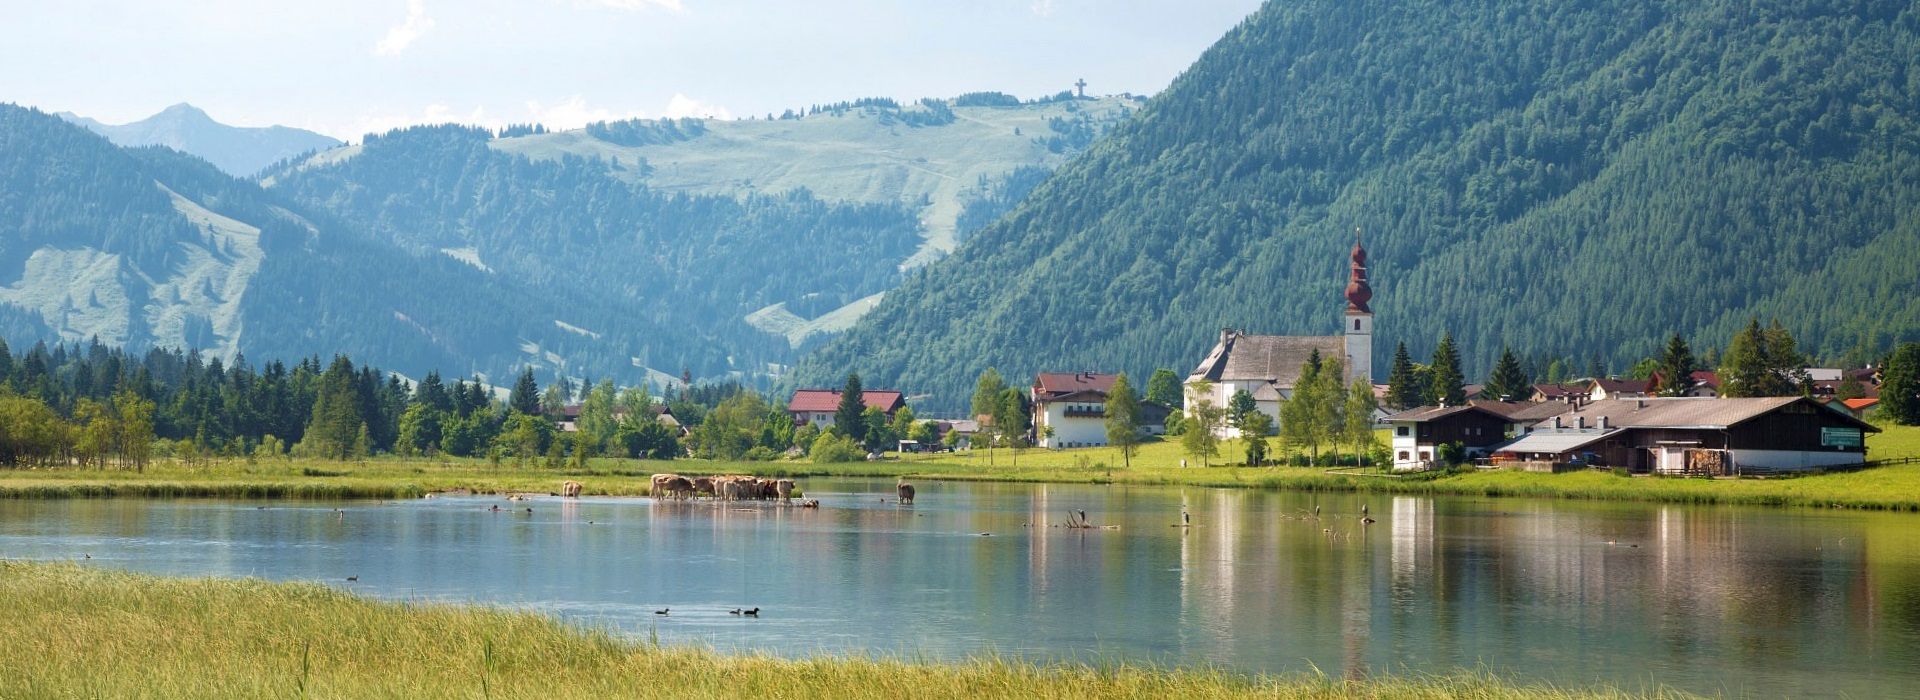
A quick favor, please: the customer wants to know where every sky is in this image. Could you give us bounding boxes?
[0,0,1263,140]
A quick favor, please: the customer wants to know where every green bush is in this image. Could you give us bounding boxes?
[809,433,865,464]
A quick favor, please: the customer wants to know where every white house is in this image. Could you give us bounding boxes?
[1031,372,1171,448]
[1184,237,1376,438]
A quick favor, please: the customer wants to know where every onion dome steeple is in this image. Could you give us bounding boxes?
[1345,228,1372,313]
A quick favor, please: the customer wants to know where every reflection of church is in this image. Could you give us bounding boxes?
[1184,235,1374,436]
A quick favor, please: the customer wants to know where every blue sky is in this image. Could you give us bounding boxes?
[1,0,1262,140]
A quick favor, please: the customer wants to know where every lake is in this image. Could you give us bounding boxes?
[4,479,1917,697]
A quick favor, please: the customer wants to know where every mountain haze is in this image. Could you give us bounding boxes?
[60,103,339,177]
[793,0,1920,411]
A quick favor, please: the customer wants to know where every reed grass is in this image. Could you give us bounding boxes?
[0,561,1690,699]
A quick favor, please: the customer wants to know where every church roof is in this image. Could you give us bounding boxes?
[1188,331,1346,387]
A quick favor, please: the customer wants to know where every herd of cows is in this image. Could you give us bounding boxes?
[550,475,919,505]
[649,474,797,501]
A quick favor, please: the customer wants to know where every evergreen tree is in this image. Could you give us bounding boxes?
[305,356,363,460]
[1881,343,1920,426]
[1485,347,1531,402]
[1386,341,1420,410]
[1226,389,1258,430]
[509,368,540,415]
[1145,368,1182,407]
[1427,332,1466,406]
[1721,318,1809,397]
[1104,373,1142,468]
[971,368,1006,419]
[835,373,868,442]
[1656,333,1697,397]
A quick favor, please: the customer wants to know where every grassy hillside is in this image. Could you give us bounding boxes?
[794,0,1920,411]
[493,96,1138,269]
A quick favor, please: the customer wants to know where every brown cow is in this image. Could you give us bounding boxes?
[693,477,716,498]
[757,479,777,499]
[775,479,795,501]
[561,480,583,498]
[897,482,915,504]
[718,479,742,501]
[662,476,694,500]
[650,474,677,498]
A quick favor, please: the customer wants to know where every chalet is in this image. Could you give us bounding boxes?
[1839,397,1880,420]
[1030,372,1171,448]
[1494,396,1879,475]
[787,388,906,428]
[1588,378,1654,401]
[555,403,680,433]
[1385,403,1515,470]
[1186,238,1375,437]
[1530,383,1591,403]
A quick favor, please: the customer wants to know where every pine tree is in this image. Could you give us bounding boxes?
[509,368,540,415]
[305,356,363,460]
[1227,389,1258,430]
[835,373,867,442]
[1486,347,1530,402]
[1656,334,1698,397]
[1428,332,1466,406]
[1881,343,1920,425]
[1104,373,1142,469]
[1386,341,1419,410]
[1145,368,1182,407]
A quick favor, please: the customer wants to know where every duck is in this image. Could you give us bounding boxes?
[743,608,760,617]
[1361,517,1376,524]
[346,576,358,582]
[654,608,670,616]
[729,608,742,615]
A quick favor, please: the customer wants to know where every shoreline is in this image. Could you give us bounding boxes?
[0,561,1688,699]
[5,455,1920,512]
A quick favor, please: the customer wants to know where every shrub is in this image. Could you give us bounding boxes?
[809,433,864,464]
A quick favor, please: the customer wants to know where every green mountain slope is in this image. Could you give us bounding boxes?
[0,104,697,387]
[793,0,1920,411]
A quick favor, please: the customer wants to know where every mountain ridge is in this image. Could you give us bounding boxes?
[58,102,339,177]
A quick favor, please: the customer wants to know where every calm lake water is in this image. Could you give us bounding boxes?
[4,479,1919,697]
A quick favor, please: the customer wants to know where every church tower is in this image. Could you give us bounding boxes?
[1344,230,1374,385]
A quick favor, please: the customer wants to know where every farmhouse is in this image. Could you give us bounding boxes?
[1494,396,1878,475]
[787,388,906,428]
[1384,403,1514,470]
[1185,238,1375,437]
[1030,372,1171,448]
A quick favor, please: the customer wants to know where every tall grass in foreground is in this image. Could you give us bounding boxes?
[0,562,1689,699]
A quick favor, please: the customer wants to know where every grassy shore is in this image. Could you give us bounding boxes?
[3,425,1917,511]
[0,561,1687,699]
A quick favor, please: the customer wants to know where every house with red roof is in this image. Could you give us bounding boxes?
[787,388,906,428]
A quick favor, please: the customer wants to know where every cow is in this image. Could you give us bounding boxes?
[650,474,678,499]
[662,476,695,500]
[775,479,795,501]
[718,479,741,501]
[561,480,583,498]
[897,482,916,504]
[693,477,716,498]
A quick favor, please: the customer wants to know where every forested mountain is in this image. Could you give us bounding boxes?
[793,0,1920,412]
[58,103,339,178]
[261,94,1133,380]
[0,104,702,388]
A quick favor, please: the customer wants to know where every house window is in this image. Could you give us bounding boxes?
[1420,451,1431,461]
[1396,426,1409,437]
[1398,451,1409,461]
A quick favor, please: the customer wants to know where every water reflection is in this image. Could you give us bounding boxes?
[2,480,1918,697]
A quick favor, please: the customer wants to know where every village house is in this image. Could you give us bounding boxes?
[1030,372,1171,448]
[1185,238,1375,438]
[1587,378,1654,401]
[1494,396,1878,475]
[555,403,681,434]
[1530,383,1592,403]
[1384,403,1514,470]
[786,388,906,428]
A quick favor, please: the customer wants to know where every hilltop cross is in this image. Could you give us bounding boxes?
[1075,78,1087,98]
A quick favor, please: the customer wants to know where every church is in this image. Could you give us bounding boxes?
[1184,237,1374,438]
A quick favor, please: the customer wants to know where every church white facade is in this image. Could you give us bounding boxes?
[1183,237,1375,438]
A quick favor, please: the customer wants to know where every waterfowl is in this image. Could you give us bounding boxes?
[346,576,358,582]
[743,608,759,617]
[654,608,669,616]
[729,608,742,615]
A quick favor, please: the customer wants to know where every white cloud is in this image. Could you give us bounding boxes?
[662,93,731,120]
[374,0,435,56]
[524,96,648,130]
[1030,0,1056,17]
[569,0,686,12]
